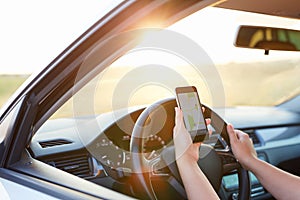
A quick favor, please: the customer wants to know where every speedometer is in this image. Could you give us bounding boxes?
[97,138,128,168]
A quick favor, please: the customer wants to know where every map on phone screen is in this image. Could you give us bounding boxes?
[177,92,206,132]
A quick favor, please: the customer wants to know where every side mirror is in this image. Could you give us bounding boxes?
[235,25,300,54]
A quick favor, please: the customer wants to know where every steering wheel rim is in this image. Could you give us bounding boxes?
[130,98,250,200]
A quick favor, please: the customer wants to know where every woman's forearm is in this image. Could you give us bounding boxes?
[176,156,219,200]
[248,158,300,200]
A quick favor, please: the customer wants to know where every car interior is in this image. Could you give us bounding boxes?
[2,0,300,199]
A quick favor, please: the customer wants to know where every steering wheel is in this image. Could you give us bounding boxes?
[130,98,250,200]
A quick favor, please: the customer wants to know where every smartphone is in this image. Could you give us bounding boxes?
[175,86,208,143]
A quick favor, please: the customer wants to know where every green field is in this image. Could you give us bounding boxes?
[1,58,300,118]
[0,75,30,108]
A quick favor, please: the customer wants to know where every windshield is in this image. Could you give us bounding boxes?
[168,7,300,106]
[52,6,300,119]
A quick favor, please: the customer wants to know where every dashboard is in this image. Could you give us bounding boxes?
[29,105,300,199]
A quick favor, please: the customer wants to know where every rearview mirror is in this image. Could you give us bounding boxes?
[235,25,300,54]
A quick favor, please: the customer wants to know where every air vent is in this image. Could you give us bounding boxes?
[46,153,94,179]
[244,130,261,146]
[39,139,72,148]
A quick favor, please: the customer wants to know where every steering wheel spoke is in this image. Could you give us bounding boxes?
[150,156,170,177]
[217,151,241,175]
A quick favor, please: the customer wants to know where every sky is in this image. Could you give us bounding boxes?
[0,0,121,74]
[1,1,300,75]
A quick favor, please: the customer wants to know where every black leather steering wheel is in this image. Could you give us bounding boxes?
[130,98,250,200]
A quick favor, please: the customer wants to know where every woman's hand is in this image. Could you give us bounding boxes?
[173,107,200,161]
[227,124,257,170]
[173,107,211,161]
[173,107,220,200]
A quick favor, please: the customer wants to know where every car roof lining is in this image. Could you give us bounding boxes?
[216,0,300,20]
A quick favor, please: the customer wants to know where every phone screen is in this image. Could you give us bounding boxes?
[176,87,208,142]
